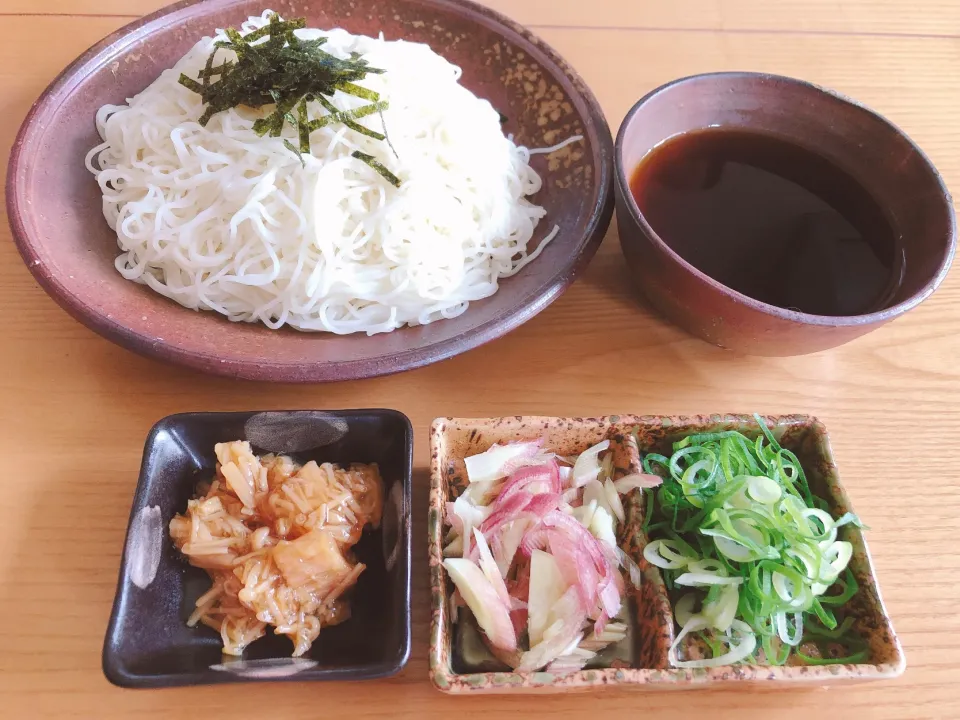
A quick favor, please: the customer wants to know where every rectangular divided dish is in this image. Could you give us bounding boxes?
[428,414,904,693]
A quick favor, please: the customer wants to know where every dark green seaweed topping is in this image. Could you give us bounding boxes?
[315,95,386,141]
[351,151,401,187]
[283,139,305,168]
[178,12,397,180]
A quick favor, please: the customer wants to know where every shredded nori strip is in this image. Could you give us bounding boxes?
[351,151,401,187]
[284,139,305,167]
[315,95,385,141]
[178,12,398,181]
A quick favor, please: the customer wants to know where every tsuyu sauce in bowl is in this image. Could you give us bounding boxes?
[614,72,956,355]
[629,129,903,317]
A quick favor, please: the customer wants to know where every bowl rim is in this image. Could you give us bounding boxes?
[614,70,957,328]
[102,408,413,687]
[6,0,615,383]
[427,414,906,693]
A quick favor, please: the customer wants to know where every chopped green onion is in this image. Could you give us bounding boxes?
[643,417,865,668]
[795,648,870,665]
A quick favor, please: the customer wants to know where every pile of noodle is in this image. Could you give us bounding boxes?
[86,10,571,334]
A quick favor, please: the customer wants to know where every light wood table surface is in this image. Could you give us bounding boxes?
[2,1,958,718]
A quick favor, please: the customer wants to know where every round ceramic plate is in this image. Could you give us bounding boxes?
[7,0,613,382]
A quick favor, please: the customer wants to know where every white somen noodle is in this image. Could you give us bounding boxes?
[85,11,578,335]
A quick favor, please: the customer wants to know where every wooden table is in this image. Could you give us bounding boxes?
[2,1,959,718]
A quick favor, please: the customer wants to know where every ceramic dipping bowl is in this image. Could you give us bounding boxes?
[614,72,956,355]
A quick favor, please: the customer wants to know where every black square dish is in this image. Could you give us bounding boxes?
[104,410,412,688]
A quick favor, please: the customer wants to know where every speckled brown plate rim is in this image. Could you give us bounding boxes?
[6,0,614,383]
[427,415,905,693]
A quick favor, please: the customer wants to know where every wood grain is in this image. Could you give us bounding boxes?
[1,2,959,719]
[6,0,960,37]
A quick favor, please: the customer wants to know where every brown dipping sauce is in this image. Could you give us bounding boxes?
[629,129,903,316]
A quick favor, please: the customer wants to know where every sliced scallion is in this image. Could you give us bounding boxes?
[642,416,865,668]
